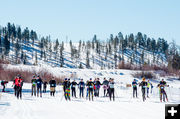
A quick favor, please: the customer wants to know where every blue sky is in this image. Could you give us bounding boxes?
[0,0,179,45]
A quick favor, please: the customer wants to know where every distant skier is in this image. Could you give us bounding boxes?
[109,78,115,101]
[139,77,147,102]
[14,76,23,99]
[147,80,152,98]
[36,76,43,97]
[93,78,97,96]
[79,79,85,98]
[86,80,89,99]
[102,78,109,97]
[151,83,153,94]
[49,77,56,96]
[87,78,94,101]
[71,80,77,98]
[63,79,71,100]
[157,79,168,102]
[1,80,8,92]
[132,79,138,98]
[31,75,37,96]
[43,79,48,93]
[94,78,101,97]
[13,76,19,96]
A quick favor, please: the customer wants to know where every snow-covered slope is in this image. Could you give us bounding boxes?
[7,39,167,69]
[0,66,180,119]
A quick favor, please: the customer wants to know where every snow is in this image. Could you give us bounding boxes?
[1,67,180,119]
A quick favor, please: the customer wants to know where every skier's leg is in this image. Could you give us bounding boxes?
[37,87,39,97]
[92,90,94,101]
[40,87,42,97]
[97,88,100,97]
[113,88,115,101]
[32,86,33,96]
[142,89,145,101]
[34,86,36,96]
[135,88,137,98]
[104,89,106,97]
[109,89,112,101]
[14,85,17,96]
[82,89,84,97]
[20,87,22,99]
[89,90,91,101]
[147,88,149,97]
[65,89,68,100]
[74,88,76,98]
[17,87,19,99]
[163,90,168,101]
[133,88,135,98]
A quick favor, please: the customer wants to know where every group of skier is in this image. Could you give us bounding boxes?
[0,74,169,102]
[133,77,168,102]
[31,75,57,97]
[62,78,115,101]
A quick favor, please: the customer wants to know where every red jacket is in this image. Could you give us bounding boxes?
[14,78,23,87]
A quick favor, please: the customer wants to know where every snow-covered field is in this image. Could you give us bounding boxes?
[0,67,180,119]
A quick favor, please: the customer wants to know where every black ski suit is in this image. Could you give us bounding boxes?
[36,78,43,97]
[94,81,101,97]
[132,81,138,98]
[139,81,147,101]
[71,81,77,98]
[43,81,48,93]
[87,81,94,101]
[109,82,115,101]
[49,80,56,96]
[79,81,85,98]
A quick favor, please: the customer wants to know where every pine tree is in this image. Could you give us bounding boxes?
[60,41,64,67]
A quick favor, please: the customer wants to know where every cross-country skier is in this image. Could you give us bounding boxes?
[109,78,115,101]
[49,77,56,96]
[139,77,147,102]
[151,83,153,94]
[93,78,97,96]
[43,79,48,93]
[147,80,152,98]
[1,80,8,92]
[79,79,85,98]
[63,79,71,100]
[102,78,109,97]
[13,76,19,96]
[31,75,37,96]
[14,76,23,99]
[36,76,43,97]
[157,79,168,102]
[94,78,101,97]
[132,79,138,98]
[87,78,94,101]
[71,80,77,98]
[86,80,89,99]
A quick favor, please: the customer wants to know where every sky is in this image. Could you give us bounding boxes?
[0,0,179,45]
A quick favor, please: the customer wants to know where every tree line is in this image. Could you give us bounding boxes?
[0,22,179,72]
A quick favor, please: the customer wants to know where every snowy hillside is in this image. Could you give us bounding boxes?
[5,38,167,70]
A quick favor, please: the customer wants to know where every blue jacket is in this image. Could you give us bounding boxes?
[36,78,43,88]
[79,82,85,89]
[132,81,138,88]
